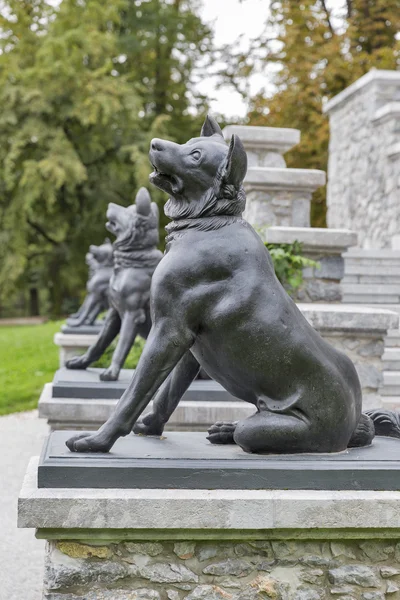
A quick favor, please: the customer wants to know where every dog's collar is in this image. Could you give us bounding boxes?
[165,215,244,248]
[113,248,162,270]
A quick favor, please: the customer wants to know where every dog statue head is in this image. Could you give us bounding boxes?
[148,115,248,221]
[86,239,113,271]
[106,188,159,251]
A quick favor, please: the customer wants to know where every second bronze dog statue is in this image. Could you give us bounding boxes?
[66,188,163,381]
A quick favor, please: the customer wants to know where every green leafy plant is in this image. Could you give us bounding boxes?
[266,241,318,296]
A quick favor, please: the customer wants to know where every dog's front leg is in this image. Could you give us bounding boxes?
[66,308,121,370]
[134,351,201,436]
[100,310,145,381]
[65,318,194,452]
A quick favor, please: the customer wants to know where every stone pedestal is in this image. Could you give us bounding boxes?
[18,444,400,600]
[54,332,98,368]
[325,69,400,250]
[223,125,326,229]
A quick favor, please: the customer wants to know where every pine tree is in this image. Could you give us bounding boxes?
[247,0,400,227]
[0,0,214,316]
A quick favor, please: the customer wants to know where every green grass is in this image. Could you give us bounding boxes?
[0,320,146,416]
[0,320,61,415]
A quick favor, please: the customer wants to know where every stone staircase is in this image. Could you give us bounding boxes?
[342,249,400,405]
[342,250,400,304]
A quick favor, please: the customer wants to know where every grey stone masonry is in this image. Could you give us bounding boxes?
[223,124,326,229]
[265,227,357,302]
[325,69,400,250]
[18,458,400,600]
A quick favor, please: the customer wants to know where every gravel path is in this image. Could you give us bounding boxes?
[0,411,49,600]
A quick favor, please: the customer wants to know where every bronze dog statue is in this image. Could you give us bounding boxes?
[67,116,390,454]
[66,240,113,328]
[66,188,163,381]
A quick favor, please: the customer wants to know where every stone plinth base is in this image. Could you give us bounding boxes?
[18,457,400,600]
[39,431,400,491]
[54,332,98,368]
[61,323,103,335]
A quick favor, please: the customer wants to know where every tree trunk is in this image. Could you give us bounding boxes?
[29,287,40,316]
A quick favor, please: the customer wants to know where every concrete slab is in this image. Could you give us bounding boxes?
[0,411,48,600]
[19,456,400,534]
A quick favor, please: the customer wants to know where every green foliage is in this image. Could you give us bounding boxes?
[93,336,145,369]
[0,320,60,415]
[247,0,400,227]
[266,241,318,295]
[0,0,214,317]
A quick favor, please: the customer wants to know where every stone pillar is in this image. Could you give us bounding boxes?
[223,125,326,229]
[325,69,400,250]
[223,125,357,302]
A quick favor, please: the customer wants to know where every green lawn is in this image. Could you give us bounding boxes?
[0,321,61,415]
[0,320,145,416]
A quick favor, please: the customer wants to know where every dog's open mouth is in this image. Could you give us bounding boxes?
[149,164,183,195]
[106,219,117,232]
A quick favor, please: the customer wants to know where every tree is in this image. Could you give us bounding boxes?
[0,0,214,317]
[247,0,400,227]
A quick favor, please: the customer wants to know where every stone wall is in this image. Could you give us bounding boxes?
[325,70,400,250]
[43,537,400,599]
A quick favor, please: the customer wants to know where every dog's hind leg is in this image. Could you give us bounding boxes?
[66,308,121,370]
[133,351,201,436]
[100,310,145,381]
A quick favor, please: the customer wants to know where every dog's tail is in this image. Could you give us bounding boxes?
[347,413,375,448]
[365,409,400,439]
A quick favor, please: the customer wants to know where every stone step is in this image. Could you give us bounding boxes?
[382,396,400,411]
[343,275,400,284]
[383,348,400,370]
[382,371,400,396]
[342,283,400,295]
[343,293,400,304]
[345,249,400,259]
[385,329,400,347]
[346,265,400,277]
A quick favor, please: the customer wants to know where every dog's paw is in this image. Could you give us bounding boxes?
[133,309,146,325]
[207,421,238,445]
[66,355,90,370]
[65,432,114,453]
[133,413,164,436]
[100,366,120,381]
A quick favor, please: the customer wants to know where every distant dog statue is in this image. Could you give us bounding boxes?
[66,240,113,328]
[67,116,391,454]
[66,188,163,381]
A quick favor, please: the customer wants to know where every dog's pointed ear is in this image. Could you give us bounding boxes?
[151,202,159,221]
[201,115,224,138]
[135,187,152,216]
[223,135,248,189]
